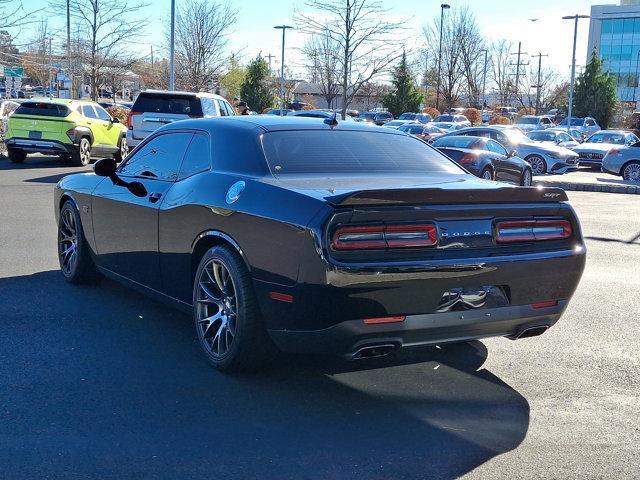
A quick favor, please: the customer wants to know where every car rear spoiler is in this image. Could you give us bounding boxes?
[326,186,568,206]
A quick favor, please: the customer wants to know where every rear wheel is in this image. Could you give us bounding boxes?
[193,245,276,372]
[7,148,26,163]
[526,155,546,175]
[114,136,128,163]
[481,167,494,180]
[58,201,100,284]
[520,168,533,186]
[622,161,640,181]
[70,137,91,167]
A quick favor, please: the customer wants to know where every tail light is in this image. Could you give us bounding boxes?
[66,127,77,142]
[331,224,437,250]
[126,111,141,130]
[495,219,572,243]
[458,153,477,166]
[608,149,621,155]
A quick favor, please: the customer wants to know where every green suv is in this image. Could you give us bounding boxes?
[5,98,128,166]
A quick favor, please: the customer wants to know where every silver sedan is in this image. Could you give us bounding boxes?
[602,144,640,181]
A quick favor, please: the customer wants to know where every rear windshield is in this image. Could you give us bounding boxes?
[15,102,70,117]
[132,93,203,115]
[261,130,464,176]
[433,136,482,149]
[560,118,584,126]
[516,116,539,125]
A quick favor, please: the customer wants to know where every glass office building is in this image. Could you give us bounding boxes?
[588,2,640,103]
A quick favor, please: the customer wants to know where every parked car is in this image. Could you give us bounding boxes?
[601,143,640,181]
[5,98,128,166]
[0,99,20,137]
[359,111,393,125]
[433,135,533,185]
[481,110,493,123]
[446,126,579,175]
[433,114,471,128]
[382,119,417,129]
[398,112,433,124]
[495,106,518,121]
[126,90,235,147]
[429,121,462,133]
[54,115,585,371]
[557,116,600,138]
[545,108,565,124]
[572,130,640,169]
[398,123,446,143]
[527,129,580,149]
[513,115,555,133]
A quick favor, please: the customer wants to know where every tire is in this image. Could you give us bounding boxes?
[70,137,91,167]
[58,201,100,284]
[193,245,276,372]
[7,148,26,163]
[622,161,640,182]
[520,168,533,186]
[114,136,129,163]
[480,167,494,180]
[526,155,547,175]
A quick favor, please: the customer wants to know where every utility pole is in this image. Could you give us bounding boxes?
[169,0,175,90]
[48,37,53,96]
[66,0,71,98]
[436,3,450,111]
[265,53,275,74]
[274,25,293,115]
[510,41,528,107]
[563,14,590,133]
[481,48,488,109]
[531,52,548,114]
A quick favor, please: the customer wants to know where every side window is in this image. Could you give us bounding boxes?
[119,132,193,181]
[223,101,235,116]
[472,130,491,139]
[178,133,211,180]
[486,139,507,155]
[559,133,571,143]
[202,98,218,116]
[585,118,594,126]
[94,105,112,121]
[81,105,98,119]
[216,99,228,116]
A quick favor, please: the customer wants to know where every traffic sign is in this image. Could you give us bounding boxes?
[4,67,24,77]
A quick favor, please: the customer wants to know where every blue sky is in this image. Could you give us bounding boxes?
[20,0,597,79]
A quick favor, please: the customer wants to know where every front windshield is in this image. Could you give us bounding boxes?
[528,131,556,142]
[504,130,531,144]
[516,116,539,125]
[586,132,625,144]
[560,118,584,126]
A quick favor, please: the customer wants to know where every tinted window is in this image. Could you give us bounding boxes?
[433,136,482,149]
[398,113,416,120]
[221,101,234,116]
[82,105,98,119]
[560,118,584,126]
[262,131,463,176]
[94,105,112,121]
[528,131,556,142]
[119,132,193,181]
[486,139,507,155]
[132,93,203,115]
[179,133,210,179]
[585,132,626,144]
[558,133,572,142]
[15,102,70,117]
[516,116,539,125]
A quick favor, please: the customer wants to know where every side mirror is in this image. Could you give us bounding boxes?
[94,158,116,177]
[508,149,517,157]
[111,117,119,123]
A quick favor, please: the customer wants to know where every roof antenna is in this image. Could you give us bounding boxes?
[324,112,339,128]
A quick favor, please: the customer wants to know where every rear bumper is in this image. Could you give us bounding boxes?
[268,301,566,355]
[6,138,76,155]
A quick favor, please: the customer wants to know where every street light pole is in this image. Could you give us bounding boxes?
[169,0,176,90]
[274,25,293,116]
[436,3,450,111]
[563,14,590,133]
[481,48,488,109]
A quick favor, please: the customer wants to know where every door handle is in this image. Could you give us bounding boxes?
[148,192,162,203]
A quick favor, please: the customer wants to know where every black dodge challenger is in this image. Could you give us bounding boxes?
[54,116,586,371]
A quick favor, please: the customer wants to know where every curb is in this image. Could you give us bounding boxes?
[534,180,640,195]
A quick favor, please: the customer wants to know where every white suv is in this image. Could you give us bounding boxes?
[126,90,235,147]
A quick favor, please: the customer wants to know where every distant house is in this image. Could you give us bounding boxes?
[292,80,389,112]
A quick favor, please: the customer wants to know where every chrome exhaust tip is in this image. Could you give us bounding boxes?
[351,343,398,360]
[511,325,550,340]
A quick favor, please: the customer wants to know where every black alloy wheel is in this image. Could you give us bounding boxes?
[58,202,100,283]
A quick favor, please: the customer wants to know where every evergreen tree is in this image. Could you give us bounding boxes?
[572,50,618,128]
[240,56,275,113]
[382,52,424,117]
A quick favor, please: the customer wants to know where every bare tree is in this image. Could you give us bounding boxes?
[490,39,514,106]
[296,0,406,118]
[457,8,485,107]
[52,0,148,100]
[301,27,341,109]
[0,0,42,29]
[173,0,237,92]
[22,20,52,88]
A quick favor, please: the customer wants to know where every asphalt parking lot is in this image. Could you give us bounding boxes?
[1,156,639,480]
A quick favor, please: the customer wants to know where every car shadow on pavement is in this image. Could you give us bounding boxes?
[0,154,72,169]
[0,270,530,480]
[585,231,640,245]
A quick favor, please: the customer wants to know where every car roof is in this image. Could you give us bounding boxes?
[160,115,400,134]
[138,89,227,100]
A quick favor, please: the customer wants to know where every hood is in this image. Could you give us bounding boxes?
[574,142,620,154]
[515,124,538,132]
[257,174,567,206]
[518,141,575,156]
